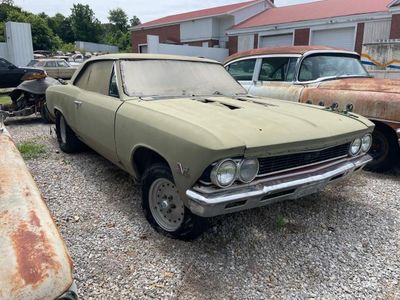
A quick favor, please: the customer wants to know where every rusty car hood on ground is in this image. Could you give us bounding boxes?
[317,78,400,95]
[0,129,73,299]
[131,96,373,157]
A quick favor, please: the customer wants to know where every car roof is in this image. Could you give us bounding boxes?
[70,53,222,84]
[88,53,220,64]
[224,46,359,64]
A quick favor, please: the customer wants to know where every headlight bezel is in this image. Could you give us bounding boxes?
[238,158,259,183]
[209,157,260,188]
[361,133,372,153]
[349,137,362,156]
[210,159,238,188]
[349,134,373,156]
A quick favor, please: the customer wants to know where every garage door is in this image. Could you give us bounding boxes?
[310,27,355,51]
[259,34,293,48]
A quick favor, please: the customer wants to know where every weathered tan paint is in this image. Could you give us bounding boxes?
[46,54,374,205]
[0,129,73,299]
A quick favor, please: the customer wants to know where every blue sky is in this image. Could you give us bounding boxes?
[13,0,317,23]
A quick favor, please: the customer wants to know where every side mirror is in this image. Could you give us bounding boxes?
[8,65,16,70]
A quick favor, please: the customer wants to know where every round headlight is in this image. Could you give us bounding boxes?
[211,159,237,187]
[239,158,259,183]
[361,134,372,153]
[349,138,362,156]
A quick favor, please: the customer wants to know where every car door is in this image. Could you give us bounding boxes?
[225,58,257,92]
[45,61,59,78]
[248,56,304,102]
[73,60,123,164]
[56,60,73,79]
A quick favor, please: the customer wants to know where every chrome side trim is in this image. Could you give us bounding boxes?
[186,155,372,217]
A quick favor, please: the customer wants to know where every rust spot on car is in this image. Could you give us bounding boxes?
[300,78,400,124]
[30,211,41,227]
[11,223,61,290]
[0,210,9,222]
[23,186,32,198]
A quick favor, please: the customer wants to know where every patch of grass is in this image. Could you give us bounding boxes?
[275,215,289,229]
[17,142,46,159]
[0,95,11,105]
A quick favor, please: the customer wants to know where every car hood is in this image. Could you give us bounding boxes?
[318,77,400,94]
[133,96,373,157]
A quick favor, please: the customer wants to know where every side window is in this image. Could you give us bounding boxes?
[227,59,256,81]
[45,61,57,68]
[57,60,69,68]
[286,58,297,82]
[298,60,314,81]
[259,57,295,81]
[74,60,114,96]
[109,66,119,98]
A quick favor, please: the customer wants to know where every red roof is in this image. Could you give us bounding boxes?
[133,0,268,29]
[233,0,392,30]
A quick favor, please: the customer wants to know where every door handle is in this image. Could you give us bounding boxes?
[74,100,82,108]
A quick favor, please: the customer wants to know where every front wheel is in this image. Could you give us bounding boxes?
[55,112,82,153]
[142,164,207,240]
[366,126,399,172]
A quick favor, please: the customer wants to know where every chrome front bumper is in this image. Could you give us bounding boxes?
[186,155,372,217]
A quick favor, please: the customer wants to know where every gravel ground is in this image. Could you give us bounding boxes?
[6,117,400,300]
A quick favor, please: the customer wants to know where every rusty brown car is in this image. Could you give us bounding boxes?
[225,46,400,172]
[0,128,77,299]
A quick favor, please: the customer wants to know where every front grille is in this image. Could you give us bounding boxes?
[258,143,350,176]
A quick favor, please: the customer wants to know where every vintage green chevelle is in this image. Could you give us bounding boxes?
[46,54,374,239]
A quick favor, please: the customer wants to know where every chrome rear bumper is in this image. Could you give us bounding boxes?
[186,155,372,217]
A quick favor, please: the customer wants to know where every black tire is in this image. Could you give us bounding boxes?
[142,163,207,240]
[55,112,82,153]
[365,125,399,172]
[40,102,52,123]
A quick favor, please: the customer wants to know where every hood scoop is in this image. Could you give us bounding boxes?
[196,98,241,110]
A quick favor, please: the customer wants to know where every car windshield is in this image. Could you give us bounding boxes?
[298,54,369,82]
[120,59,246,98]
[27,60,38,67]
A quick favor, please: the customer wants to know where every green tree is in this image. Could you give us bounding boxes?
[70,4,102,42]
[48,13,75,43]
[129,15,141,27]
[103,9,139,52]
[1,0,14,5]
[108,8,128,31]
[25,14,61,50]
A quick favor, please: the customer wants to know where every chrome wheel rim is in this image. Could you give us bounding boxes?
[60,115,67,144]
[149,178,185,232]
